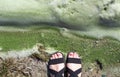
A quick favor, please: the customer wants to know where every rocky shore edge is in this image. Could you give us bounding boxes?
[0,43,113,77]
[0,43,50,77]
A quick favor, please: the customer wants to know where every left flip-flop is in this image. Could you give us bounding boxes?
[48,52,65,77]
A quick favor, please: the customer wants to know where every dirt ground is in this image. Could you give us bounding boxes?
[0,56,106,77]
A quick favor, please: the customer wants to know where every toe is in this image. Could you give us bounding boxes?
[57,52,63,58]
[54,53,58,59]
[68,52,74,58]
[52,54,55,59]
[74,52,79,58]
[50,57,53,60]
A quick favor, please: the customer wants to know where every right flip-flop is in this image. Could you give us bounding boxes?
[66,52,82,77]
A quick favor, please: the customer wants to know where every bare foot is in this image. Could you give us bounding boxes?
[67,52,82,77]
[49,52,65,72]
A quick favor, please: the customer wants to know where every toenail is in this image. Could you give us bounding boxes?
[69,54,73,56]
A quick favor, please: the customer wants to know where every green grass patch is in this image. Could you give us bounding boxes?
[0,26,120,68]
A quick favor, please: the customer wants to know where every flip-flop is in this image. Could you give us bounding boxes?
[66,52,82,77]
[48,52,65,77]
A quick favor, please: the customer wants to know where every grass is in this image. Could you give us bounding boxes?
[0,26,120,68]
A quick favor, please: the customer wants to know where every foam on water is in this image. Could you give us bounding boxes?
[72,27,120,41]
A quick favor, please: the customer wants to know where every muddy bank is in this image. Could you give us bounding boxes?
[0,57,48,77]
[0,53,119,77]
[0,43,49,77]
[0,54,102,77]
[0,43,119,77]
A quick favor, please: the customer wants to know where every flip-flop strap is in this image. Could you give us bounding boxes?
[67,67,82,77]
[49,68,64,77]
[66,58,81,64]
[48,57,65,77]
[48,58,64,65]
